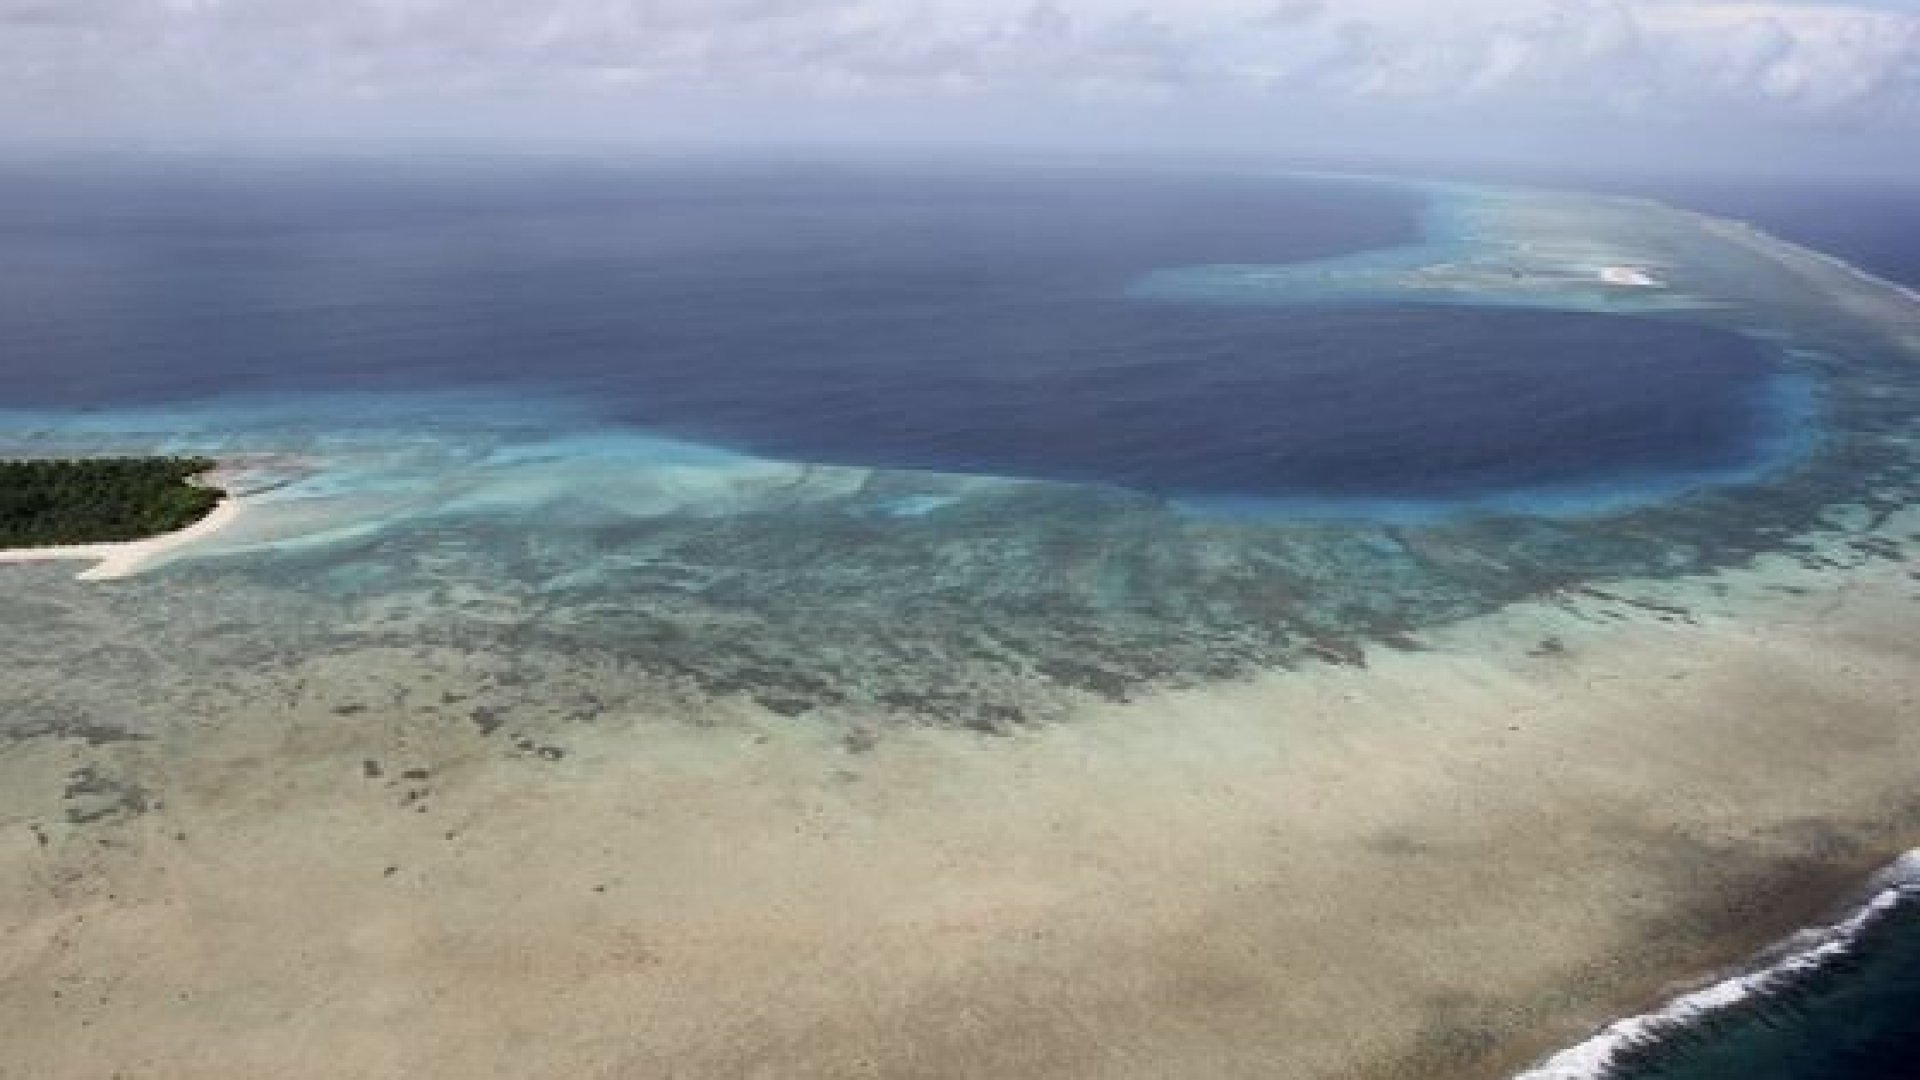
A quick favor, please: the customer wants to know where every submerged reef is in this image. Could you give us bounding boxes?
[3,180,1920,736]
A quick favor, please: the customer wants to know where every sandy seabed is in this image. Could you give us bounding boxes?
[1,544,1917,1080]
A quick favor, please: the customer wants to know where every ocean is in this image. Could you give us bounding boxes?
[3,160,1918,1079]
[0,161,1799,513]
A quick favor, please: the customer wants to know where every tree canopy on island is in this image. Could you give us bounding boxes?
[0,457,222,549]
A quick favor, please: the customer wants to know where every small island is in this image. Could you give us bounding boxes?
[0,456,225,549]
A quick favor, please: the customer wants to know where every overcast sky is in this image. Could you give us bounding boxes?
[2,0,1916,175]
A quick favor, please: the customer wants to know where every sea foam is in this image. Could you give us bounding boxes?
[1512,850,1920,1080]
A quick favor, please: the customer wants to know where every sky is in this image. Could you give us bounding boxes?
[2,0,1917,176]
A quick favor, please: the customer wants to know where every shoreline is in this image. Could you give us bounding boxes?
[1513,851,1920,1079]
[0,493,243,581]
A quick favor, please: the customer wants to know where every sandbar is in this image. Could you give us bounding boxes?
[1598,265,1661,288]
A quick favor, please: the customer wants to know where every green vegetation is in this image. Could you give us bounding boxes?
[0,457,223,549]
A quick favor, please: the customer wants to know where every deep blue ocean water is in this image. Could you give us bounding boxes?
[0,163,1797,510]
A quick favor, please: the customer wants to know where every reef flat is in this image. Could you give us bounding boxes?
[3,522,1917,1080]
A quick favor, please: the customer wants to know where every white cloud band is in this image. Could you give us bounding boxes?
[1,0,1914,155]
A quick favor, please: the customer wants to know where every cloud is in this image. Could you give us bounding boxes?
[0,0,1914,165]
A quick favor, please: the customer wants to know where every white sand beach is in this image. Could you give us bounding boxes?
[0,495,242,581]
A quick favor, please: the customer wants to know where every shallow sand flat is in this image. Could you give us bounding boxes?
[2,554,1918,1080]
